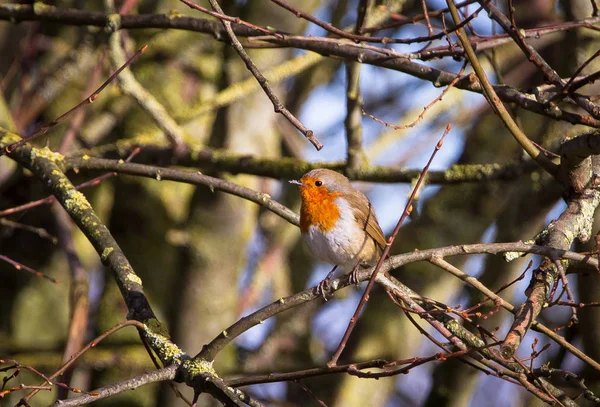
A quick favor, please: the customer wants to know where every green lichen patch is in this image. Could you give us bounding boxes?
[126,273,143,286]
[105,13,122,32]
[101,247,114,262]
[0,128,22,146]
[115,133,165,155]
[143,323,184,365]
[32,1,53,15]
[167,9,185,18]
[181,358,216,377]
[30,146,65,167]
[62,189,92,216]
[445,163,502,182]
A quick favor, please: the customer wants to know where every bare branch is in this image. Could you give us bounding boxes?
[1,4,598,127]
[181,0,322,151]
[50,366,177,407]
[447,0,558,176]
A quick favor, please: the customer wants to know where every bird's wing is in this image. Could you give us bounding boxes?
[346,193,387,250]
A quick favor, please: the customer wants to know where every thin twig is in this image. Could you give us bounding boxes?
[59,51,106,154]
[182,0,322,150]
[0,148,140,218]
[64,157,299,226]
[50,366,178,407]
[294,381,328,407]
[447,0,558,176]
[24,320,146,403]
[268,0,488,45]
[551,49,600,105]
[0,255,59,283]
[328,125,451,366]
[0,218,58,244]
[554,259,578,326]
[3,45,148,155]
[179,0,282,37]
[354,0,373,34]
[363,60,467,130]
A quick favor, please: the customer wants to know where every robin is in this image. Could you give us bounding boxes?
[290,169,387,298]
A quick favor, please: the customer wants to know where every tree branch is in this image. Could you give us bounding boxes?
[500,132,600,358]
[0,130,185,367]
[447,0,558,176]
[50,365,177,407]
[66,143,537,184]
[1,4,599,128]
[66,156,300,226]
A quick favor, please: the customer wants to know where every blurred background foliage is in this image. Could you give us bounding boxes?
[1,0,600,406]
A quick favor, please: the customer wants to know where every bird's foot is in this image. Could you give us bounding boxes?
[316,277,332,301]
[316,265,338,301]
[349,264,361,286]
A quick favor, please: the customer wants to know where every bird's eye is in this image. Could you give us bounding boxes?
[315,180,323,187]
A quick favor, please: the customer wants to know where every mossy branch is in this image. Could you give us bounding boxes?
[67,141,537,184]
[0,129,181,365]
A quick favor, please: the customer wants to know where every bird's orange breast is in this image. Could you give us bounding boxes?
[299,186,343,233]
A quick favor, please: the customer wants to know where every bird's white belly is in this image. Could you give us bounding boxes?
[302,198,375,270]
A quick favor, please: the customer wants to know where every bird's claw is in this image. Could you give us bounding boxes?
[316,277,332,301]
[349,266,360,286]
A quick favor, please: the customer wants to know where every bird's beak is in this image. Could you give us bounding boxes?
[289,179,306,187]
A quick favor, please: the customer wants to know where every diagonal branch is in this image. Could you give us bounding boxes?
[196,239,600,368]
[500,132,600,358]
[482,0,600,119]
[107,33,184,151]
[181,0,322,151]
[0,130,184,367]
[65,156,300,226]
[50,365,178,407]
[446,0,558,176]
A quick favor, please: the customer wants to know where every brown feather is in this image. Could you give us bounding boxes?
[344,191,387,251]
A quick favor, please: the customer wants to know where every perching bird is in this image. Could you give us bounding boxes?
[290,169,386,297]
